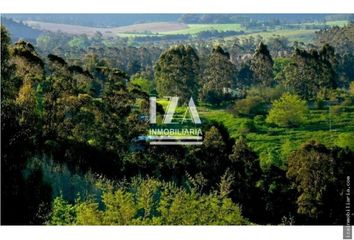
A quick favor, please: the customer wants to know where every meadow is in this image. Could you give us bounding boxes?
[199,104,354,167]
[155,97,354,167]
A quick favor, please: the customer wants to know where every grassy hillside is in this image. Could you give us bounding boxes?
[156,100,354,159]
[200,104,354,166]
[160,23,244,35]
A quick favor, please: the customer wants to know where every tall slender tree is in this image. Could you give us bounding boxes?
[250,42,274,87]
[200,46,236,105]
[154,45,199,103]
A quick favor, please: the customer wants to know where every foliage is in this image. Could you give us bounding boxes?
[315,23,354,55]
[1,25,16,99]
[273,57,292,82]
[266,93,308,127]
[68,35,90,49]
[237,119,255,135]
[50,196,76,225]
[259,149,282,170]
[2,22,354,226]
[286,141,353,223]
[186,125,230,183]
[200,46,236,105]
[335,132,354,150]
[50,178,247,225]
[154,45,199,103]
[279,47,336,99]
[130,76,153,94]
[250,42,274,87]
[228,138,263,221]
[246,85,285,103]
[233,96,267,117]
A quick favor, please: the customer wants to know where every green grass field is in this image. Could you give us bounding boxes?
[156,101,354,155]
[160,23,244,35]
[119,21,348,42]
[199,104,354,166]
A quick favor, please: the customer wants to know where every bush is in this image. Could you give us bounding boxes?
[233,96,267,117]
[336,133,354,151]
[266,93,308,127]
[246,85,285,102]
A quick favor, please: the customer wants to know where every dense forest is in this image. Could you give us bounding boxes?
[1,16,354,225]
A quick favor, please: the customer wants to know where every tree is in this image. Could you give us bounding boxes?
[50,196,76,225]
[11,40,45,84]
[287,141,337,223]
[1,33,51,224]
[1,25,16,99]
[250,42,274,87]
[9,41,45,134]
[200,46,236,105]
[99,68,136,153]
[186,126,229,184]
[338,54,354,88]
[266,93,308,127]
[154,45,199,104]
[280,48,336,99]
[259,165,296,224]
[228,137,263,222]
[273,57,292,83]
[315,23,354,55]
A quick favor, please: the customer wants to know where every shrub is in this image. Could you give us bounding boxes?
[336,133,354,151]
[233,96,267,117]
[266,93,308,127]
[246,85,285,102]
